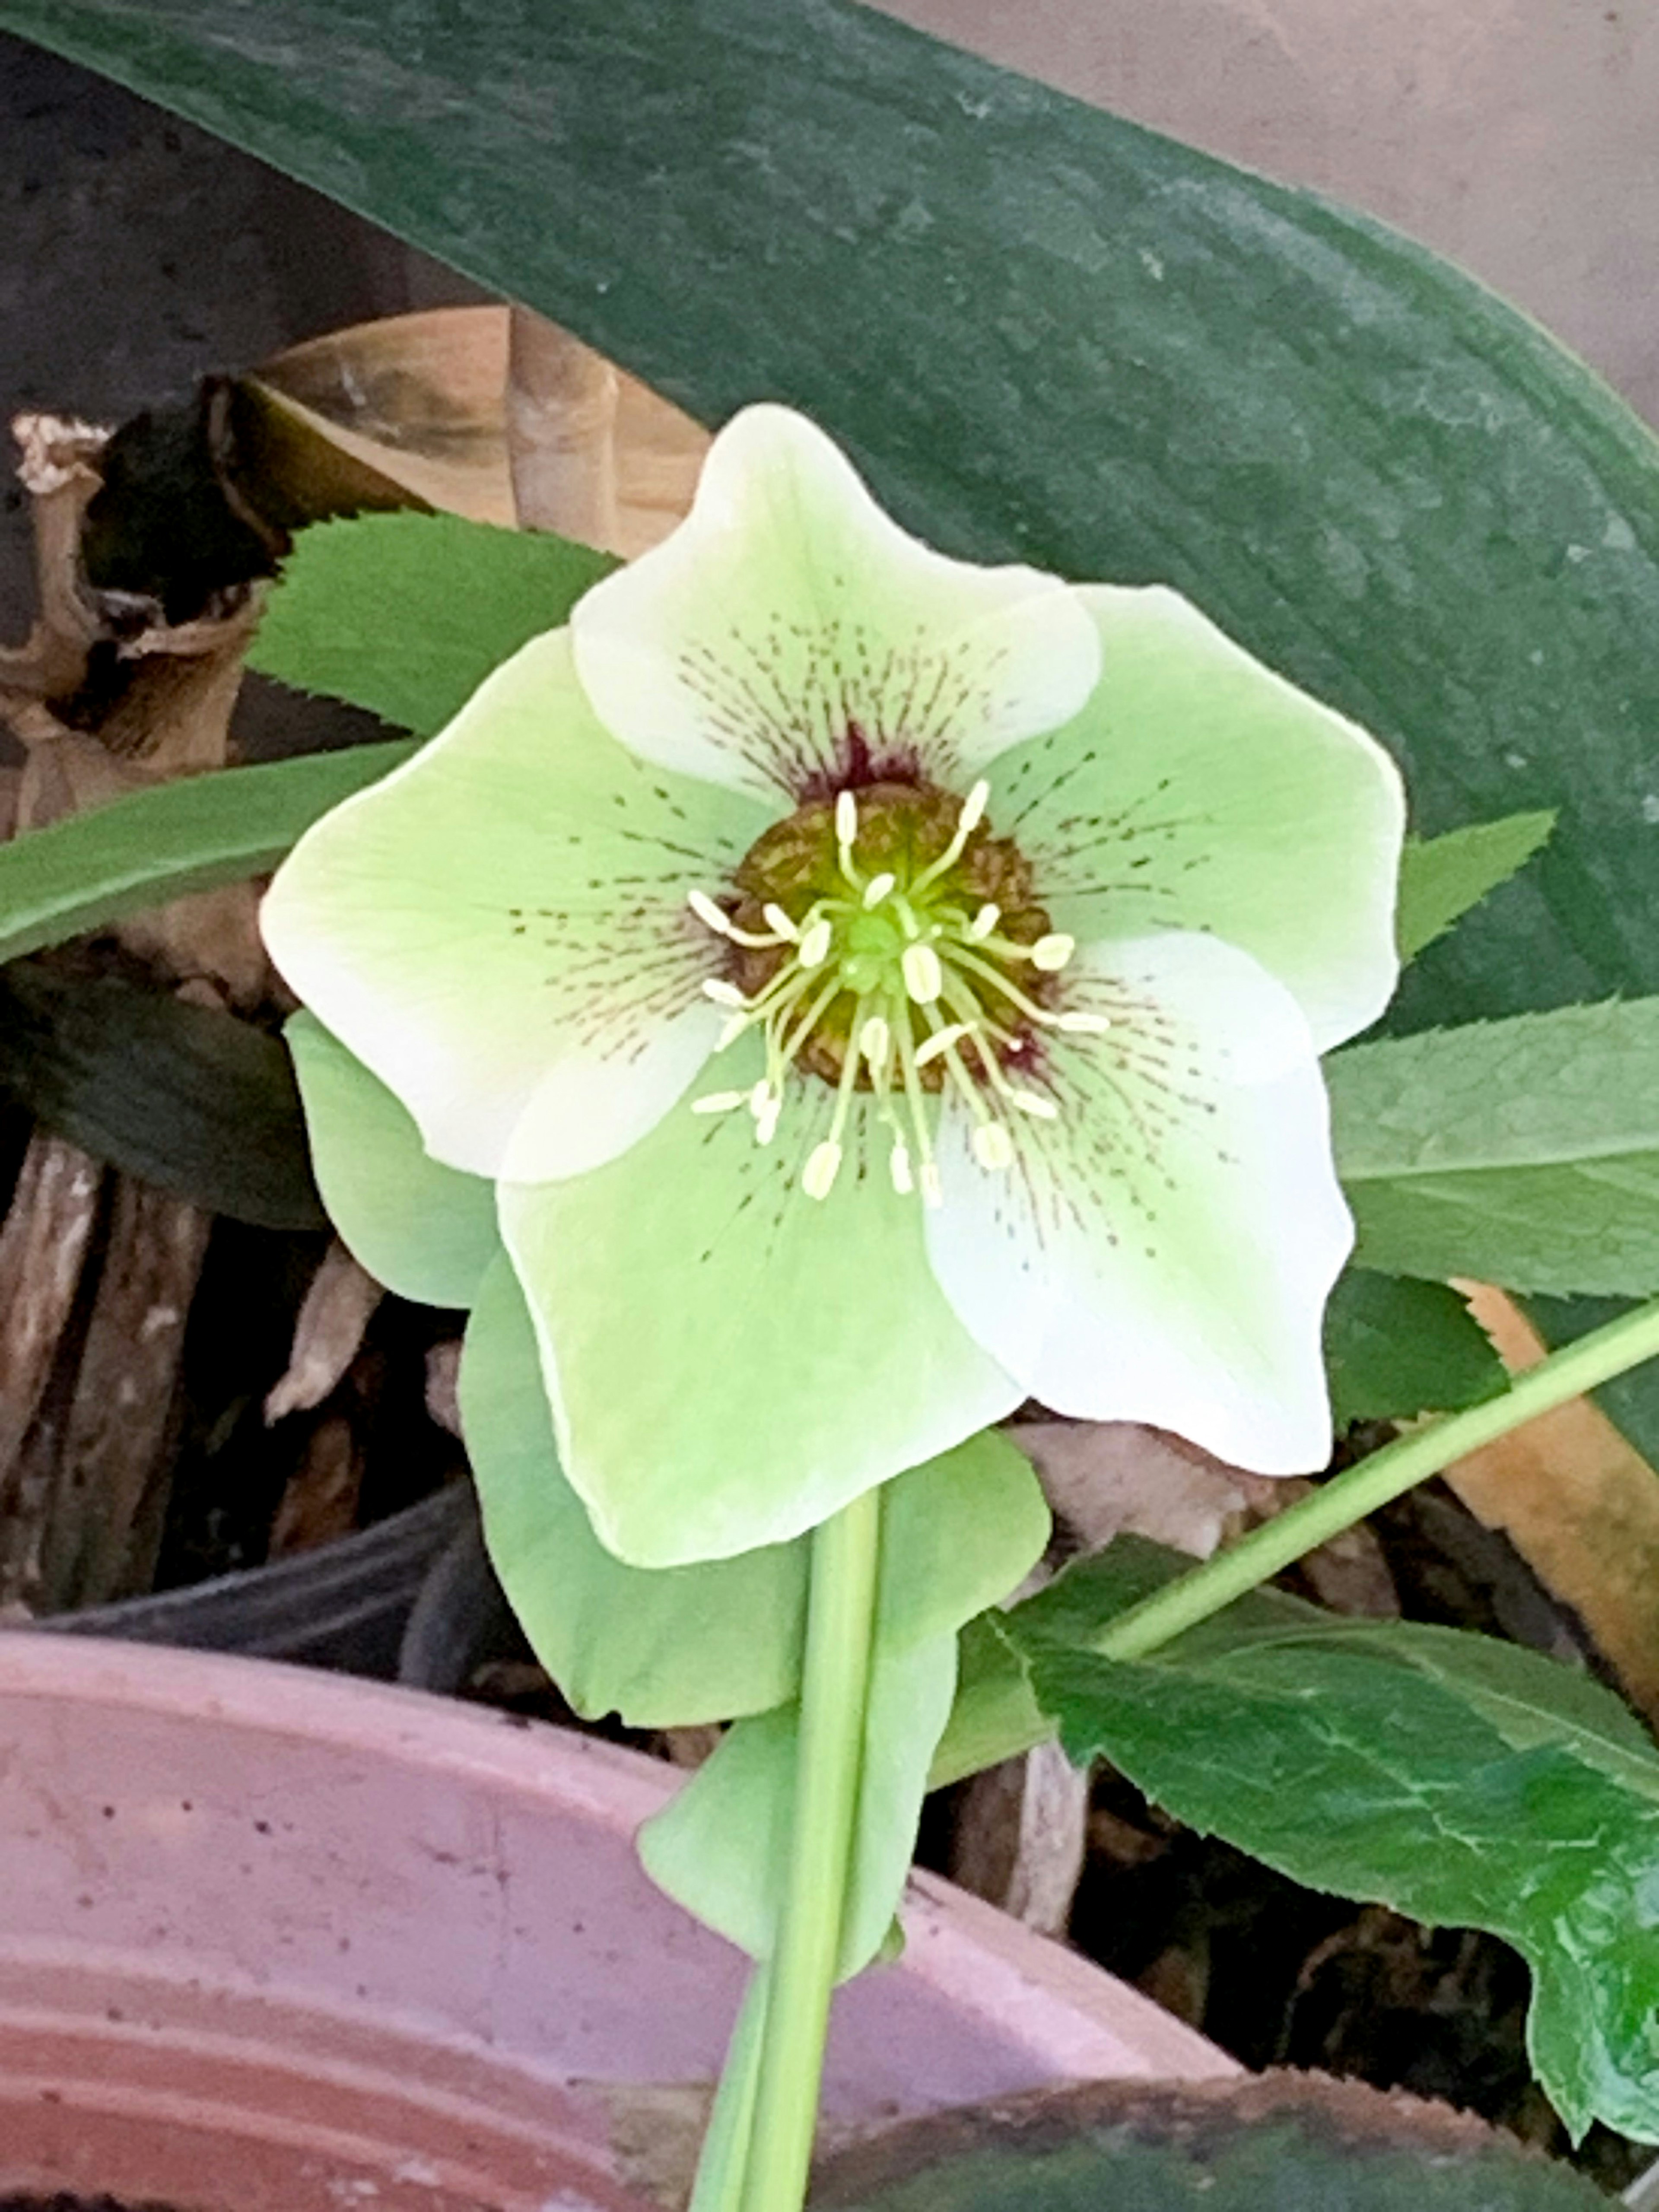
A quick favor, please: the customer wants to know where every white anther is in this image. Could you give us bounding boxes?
[862,871,896,909]
[860,1015,891,1068]
[755,1095,782,1144]
[688,889,736,938]
[835,790,859,846]
[1056,1009,1113,1034]
[903,942,944,1004]
[972,1122,1014,1171]
[702,977,747,1007]
[1010,1088,1060,1120]
[691,1090,748,1115]
[915,1021,970,1067]
[798,918,833,969]
[889,1142,914,1196]
[748,1079,775,1116]
[959,779,990,835]
[802,1139,842,1200]
[968,902,1001,941]
[1031,933,1076,973]
[920,1162,944,1209]
[718,1013,749,1049]
[763,902,800,941]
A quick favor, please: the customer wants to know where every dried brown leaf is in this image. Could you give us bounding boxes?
[36,1177,212,1609]
[268,1409,363,1557]
[425,1337,462,1439]
[264,1241,384,1426]
[0,1132,104,1514]
[950,1737,1090,1937]
[250,305,708,554]
[0,413,109,702]
[1011,1417,1250,1560]
[1446,1284,1659,1725]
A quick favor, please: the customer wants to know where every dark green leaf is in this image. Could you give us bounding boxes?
[0,742,413,966]
[813,2077,1612,2212]
[928,1611,1049,1791]
[1323,1270,1505,1426]
[1527,1292,1659,1469]
[248,511,617,735]
[3,0,1657,1039]
[1006,1539,1659,2142]
[0,960,323,1228]
[1329,999,1659,1295]
[1396,813,1556,963]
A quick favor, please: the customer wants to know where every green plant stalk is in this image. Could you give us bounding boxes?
[737,1485,882,2212]
[1096,1291,1659,1662]
[689,1963,770,2212]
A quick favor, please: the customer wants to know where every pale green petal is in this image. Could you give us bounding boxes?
[570,405,1100,807]
[926,933,1352,1473]
[637,1425,1046,1974]
[262,629,770,1178]
[286,1010,498,1307]
[988,586,1405,1051]
[457,1254,807,1726]
[498,1032,1020,1568]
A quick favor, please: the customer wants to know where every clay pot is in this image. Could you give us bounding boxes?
[0,1634,1231,2210]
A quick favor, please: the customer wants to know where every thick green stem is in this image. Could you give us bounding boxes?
[738,1485,882,2212]
[1097,1292,1659,1663]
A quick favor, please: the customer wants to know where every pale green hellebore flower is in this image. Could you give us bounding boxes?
[261,405,1406,1570]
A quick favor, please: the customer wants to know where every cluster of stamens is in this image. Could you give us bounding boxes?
[686,779,1109,1203]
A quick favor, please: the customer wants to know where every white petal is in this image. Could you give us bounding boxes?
[925,933,1353,1472]
[570,404,1100,806]
[262,630,764,1179]
[990,586,1406,1051]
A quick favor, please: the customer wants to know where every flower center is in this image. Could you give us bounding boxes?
[685,779,1109,1203]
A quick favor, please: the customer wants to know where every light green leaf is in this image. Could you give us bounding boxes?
[0,742,412,966]
[1322,1269,1505,1427]
[639,1429,1049,1972]
[1329,998,1659,1295]
[457,1254,807,1727]
[1396,813,1556,963]
[249,510,617,737]
[639,1632,958,1982]
[1006,1539,1659,2142]
[285,1011,498,1307]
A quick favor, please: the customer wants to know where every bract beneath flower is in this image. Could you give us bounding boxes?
[262,403,1407,1569]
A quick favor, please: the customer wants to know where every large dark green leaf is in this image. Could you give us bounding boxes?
[0,961,323,1227]
[813,2078,1611,2212]
[1006,1540,1659,2143]
[2,0,1656,1037]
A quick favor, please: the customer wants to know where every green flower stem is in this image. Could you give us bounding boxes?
[689,1963,770,2212]
[738,1485,882,2212]
[1096,1292,1659,1663]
